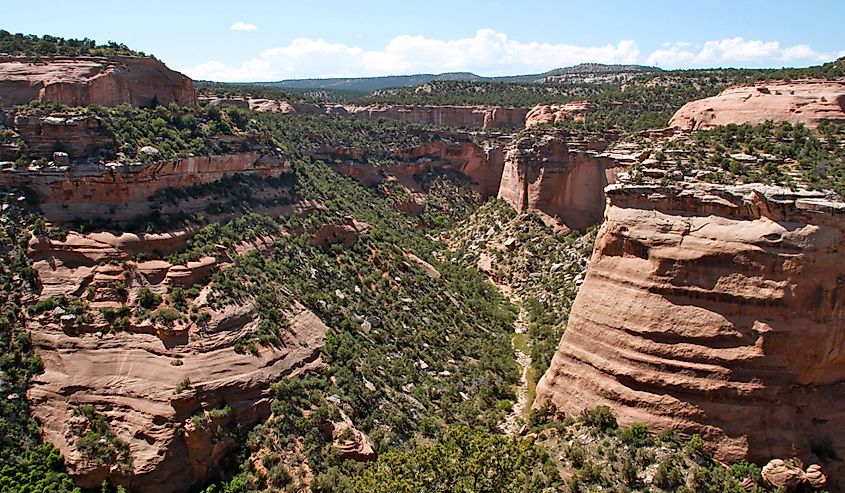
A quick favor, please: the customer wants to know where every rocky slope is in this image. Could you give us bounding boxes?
[0,55,197,108]
[670,80,845,130]
[535,182,845,487]
[25,228,327,491]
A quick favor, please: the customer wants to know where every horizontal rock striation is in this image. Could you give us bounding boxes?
[26,229,326,492]
[670,80,845,130]
[536,183,845,484]
[497,131,616,230]
[0,152,290,221]
[0,55,197,107]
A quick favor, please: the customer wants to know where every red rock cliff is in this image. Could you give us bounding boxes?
[497,131,613,230]
[669,80,845,130]
[0,55,197,107]
[0,152,290,221]
[535,183,845,484]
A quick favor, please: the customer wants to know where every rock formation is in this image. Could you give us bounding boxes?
[525,101,598,128]
[14,113,111,159]
[669,80,845,130]
[761,459,827,491]
[535,182,845,487]
[0,55,197,107]
[26,229,327,492]
[497,131,615,230]
[0,152,290,222]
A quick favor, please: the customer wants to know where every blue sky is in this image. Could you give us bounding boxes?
[5,0,844,81]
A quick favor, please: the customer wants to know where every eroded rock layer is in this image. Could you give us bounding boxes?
[535,183,845,483]
[0,55,197,107]
[497,131,615,230]
[0,152,290,221]
[26,231,327,492]
[669,80,845,130]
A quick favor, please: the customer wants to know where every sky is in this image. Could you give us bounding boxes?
[5,0,844,81]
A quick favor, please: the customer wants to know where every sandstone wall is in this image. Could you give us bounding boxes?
[26,230,325,492]
[497,132,613,230]
[670,80,845,130]
[15,114,110,159]
[0,56,197,108]
[0,152,290,221]
[535,183,845,483]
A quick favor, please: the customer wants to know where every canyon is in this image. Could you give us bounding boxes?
[202,94,598,130]
[2,42,845,491]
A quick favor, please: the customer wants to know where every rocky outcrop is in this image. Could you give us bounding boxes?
[669,80,845,130]
[761,459,827,491]
[321,410,376,461]
[525,101,597,128]
[310,219,371,248]
[14,113,110,160]
[0,55,197,107]
[26,227,325,492]
[535,182,845,486]
[28,301,326,492]
[346,104,528,129]
[0,152,290,221]
[497,131,615,230]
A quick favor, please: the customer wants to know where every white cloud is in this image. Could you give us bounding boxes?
[183,29,640,81]
[230,22,257,31]
[646,37,832,67]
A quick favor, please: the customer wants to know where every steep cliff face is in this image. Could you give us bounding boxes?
[535,183,845,483]
[0,55,197,107]
[324,139,506,198]
[497,132,614,230]
[0,152,290,221]
[670,80,845,130]
[344,104,528,129]
[26,231,327,492]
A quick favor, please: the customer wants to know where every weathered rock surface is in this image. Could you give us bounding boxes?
[324,137,506,198]
[535,182,845,487]
[321,409,376,461]
[26,228,326,492]
[761,459,827,491]
[14,114,111,160]
[670,80,845,130]
[0,55,197,107]
[497,131,616,230]
[0,152,290,222]
[525,101,598,128]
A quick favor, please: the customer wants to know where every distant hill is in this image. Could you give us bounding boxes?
[254,64,662,93]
